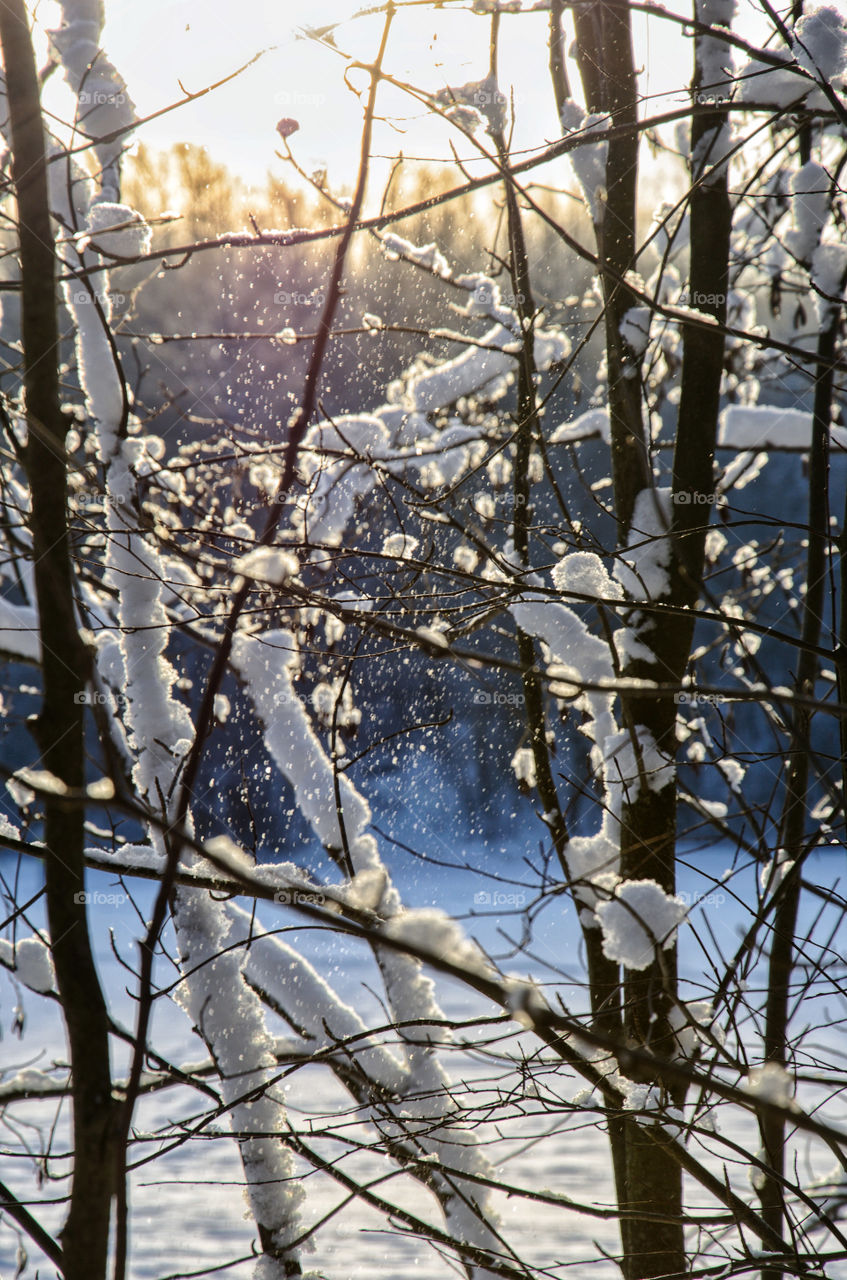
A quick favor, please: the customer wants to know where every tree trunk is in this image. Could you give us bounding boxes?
[570,0,736,1271]
[0,4,117,1275]
[761,288,843,1279]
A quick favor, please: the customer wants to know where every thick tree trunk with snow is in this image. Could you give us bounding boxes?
[567,0,733,1273]
[569,4,683,1273]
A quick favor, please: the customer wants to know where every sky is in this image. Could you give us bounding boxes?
[39,0,774,204]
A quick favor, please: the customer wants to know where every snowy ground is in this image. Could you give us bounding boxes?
[1,841,844,1278]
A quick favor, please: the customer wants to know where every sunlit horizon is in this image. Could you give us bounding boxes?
[33,0,777,220]
[37,0,747,202]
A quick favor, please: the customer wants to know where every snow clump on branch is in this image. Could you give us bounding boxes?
[594,879,687,969]
[791,5,847,81]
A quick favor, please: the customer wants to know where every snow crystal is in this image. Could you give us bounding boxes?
[615,628,660,667]
[665,303,719,326]
[620,307,651,358]
[668,1001,722,1057]
[232,630,371,854]
[603,727,675,818]
[85,842,166,872]
[453,544,478,573]
[84,203,151,258]
[473,491,496,521]
[760,855,795,893]
[306,414,388,461]
[547,661,582,699]
[719,403,847,450]
[297,416,390,546]
[595,879,687,969]
[230,904,407,1092]
[67,282,123,450]
[560,101,609,222]
[108,468,194,802]
[748,1146,768,1190]
[174,891,306,1255]
[11,767,68,797]
[510,585,617,775]
[550,406,610,445]
[86,776,115,800]
[381,233,451,278]
[416,626,450,650]
[382,532,419,559]
[511,745,536,790]
[383,908,491,978]
[785,162,829,262]
[553,550,623,601]
[812,242,847,322]
[792,5,847,80]
[620,1081,686,1132]
[737,50,810,107]
[0,813,20,840]
[408,331,513,413]
[744,1062,795,1106]
[203,835,253,876]
[699,799,728,818]
[49,3,137,201]
[695,0,735,100]
[235,547,299,585]
[310,682,335,721]
[0,1067,68,1099]
[705,527,728,560]
[614,488,672,601]
[0,935,56,993]
[333,866,388,913]
[567,829,620,912]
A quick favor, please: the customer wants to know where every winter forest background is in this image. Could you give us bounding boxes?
[0,1,846,1278]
